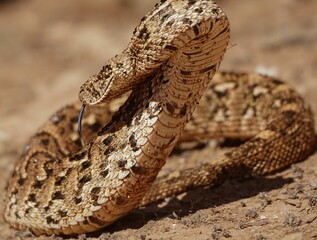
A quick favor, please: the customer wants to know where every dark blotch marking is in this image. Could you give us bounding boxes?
[272,78,284,85]
[115,196,126,205]
[74,197,82,204]
[33,180,43,189]
[132,146,140,152]
[44,200,54,212]
[211,8,220,15]
[166,102,175,114]
[117,159,127,168]
[74,138,82,147]
[104,146,115,156]
[180,105,187,117]
[28,193,37,202]
[138,26,150,40]
[195,7,203,13]
[145,77,153,98]
[46,216,57,225]
[70,150,87,161]
[129,134,137,148]
[55,176,65,186]
[65,167,73,177]
[133,114,142,125]
[70,116,78,124]
[182,18,193,25]
[199,65,216,74]
[88,121,102,133]
[131,165,147,175]
[144,102,150,111]
[214,90,227,98]
[88,216,106,226]
[183,51,202,56]
[25,207,31,214]
[58,210,67,218]
[111,113,120,122]
[44,164,53,178]
[180,70,191,75]
[102,64,112,72]
[162,13,170,21]
[101,168,109,178]
[79,173,92,184]
[97,125,109,136]
[18,178,25,186]
[193,24,200,36]
[102,135,113,145]
[91,187,101,195]
[116,63,123,68]
[52,191,64,200]
[48,158,56,164]
[83,220,89,225]
[81,161,91,170]
[165,45,178,51]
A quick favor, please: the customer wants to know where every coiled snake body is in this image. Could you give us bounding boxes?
[4,0,315,236]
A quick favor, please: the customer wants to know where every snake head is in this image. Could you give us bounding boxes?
[79,52,136,106]
[78,73,112,105]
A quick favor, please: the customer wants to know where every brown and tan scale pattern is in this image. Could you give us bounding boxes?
[141,72,315,205]
[3,0,315,236]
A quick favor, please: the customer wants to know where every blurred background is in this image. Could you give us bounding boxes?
[0,0,316,239]
[0,0,316,142]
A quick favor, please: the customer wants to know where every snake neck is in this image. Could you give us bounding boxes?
[72,7,231,229]
[94,15,231,164]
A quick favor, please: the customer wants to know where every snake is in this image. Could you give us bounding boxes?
[3,0,315,236]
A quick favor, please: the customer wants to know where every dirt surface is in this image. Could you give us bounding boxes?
[1,0,317,239]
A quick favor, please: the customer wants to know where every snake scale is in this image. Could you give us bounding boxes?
[4,0,316,236]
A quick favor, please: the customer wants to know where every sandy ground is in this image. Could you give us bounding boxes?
[0,0,317,239]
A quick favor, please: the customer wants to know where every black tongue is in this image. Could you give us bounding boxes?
[77,104,86,140]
